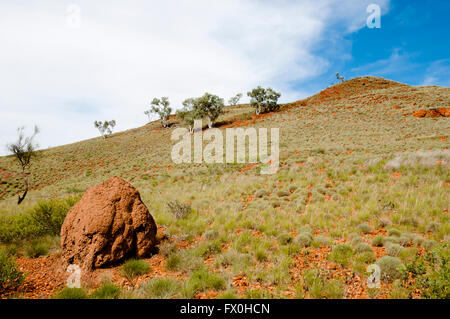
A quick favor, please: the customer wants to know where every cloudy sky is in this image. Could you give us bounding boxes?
[0,0,449,155]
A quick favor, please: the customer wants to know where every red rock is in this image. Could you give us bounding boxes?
[60,177,157,271]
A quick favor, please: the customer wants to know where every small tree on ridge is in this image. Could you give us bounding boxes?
[145,97,172,128]
[228,93,243,106]
[196,93,224,128]
[247,86,281,115]
[94,120,116,139]
[7,126,39,205]
[177,99,199,134]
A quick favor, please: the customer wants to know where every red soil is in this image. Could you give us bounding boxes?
[412,108,450,118]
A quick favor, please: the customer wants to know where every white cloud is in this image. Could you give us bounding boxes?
[422,59,450,87]
[349,48,420,78]
[0,0,389,154]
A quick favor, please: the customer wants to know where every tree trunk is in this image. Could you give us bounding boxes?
[17,167,28,205]
[208,118,213,129]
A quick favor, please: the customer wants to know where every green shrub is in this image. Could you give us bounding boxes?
[372,235,385,247]
[387,228,402,237]
[277,190,290,197]
[204,229,218,240]
[196,240,222,257]
[278,233,294,245]
[296,226,313,247]
[354,242,373,254]
[329,244,354,267]
[413,236,425,247]
[303,268,322,294]
[379,218,392,228]
[383,236,400,245]
[121,259,150,280]
[426,222,440,233]
[376,256,405,281]
[400,216,419,227]
[313,235,331,247]
[348,232,361,240]
[167,200,192,219]
[182,268,225,298]
[389,281,409,299]
[217,290,237,299]
[0,213,40,243]
[90,282,121,299]
[302,268,343,299]
[3,244,18,257]
[244,289,272,299]
[165,253,182,271]
[357,224,372,234]
[398,234,414,246]
[350,236,363,247]
[30,197,79,236]
[140,277,181,298]
[422,239,437,250]
[385,243,403,257]
[0,249,24,293]
[0,196,79,243]
[298,226,313,236]
[419,250,450,298]
[271,200,281,208]
[158,241,177,257]
[398,247,419,261]
[254,190,269,198]
[255,249,268,262]
[52,287,88,299]
[324,279,344,299]
[295,233,312,247]
[355,251,376,264]
[25,239,50,258]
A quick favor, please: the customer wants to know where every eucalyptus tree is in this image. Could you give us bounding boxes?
[145,97,172,128]
[228,93,243,106]
[94,120,116,138]
[247,86,281,115]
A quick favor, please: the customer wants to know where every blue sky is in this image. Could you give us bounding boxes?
[0,0,449,154]
[294,0,450,93]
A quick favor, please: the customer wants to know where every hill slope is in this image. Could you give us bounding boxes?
[0,76,448,203]
[0,76,449,299]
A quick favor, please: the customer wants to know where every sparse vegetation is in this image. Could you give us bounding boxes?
[376,256,405,281]
[182,268,225,298]
[52,287,88,299]
[139,277,181,299]
[329,244,354,267]
[90,282,122,299]
[0,249,24,293]
[0,76,448,299]
[121,259,150,280]
[167,200,192,219]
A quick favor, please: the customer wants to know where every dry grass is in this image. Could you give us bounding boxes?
[0,76,449,299]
